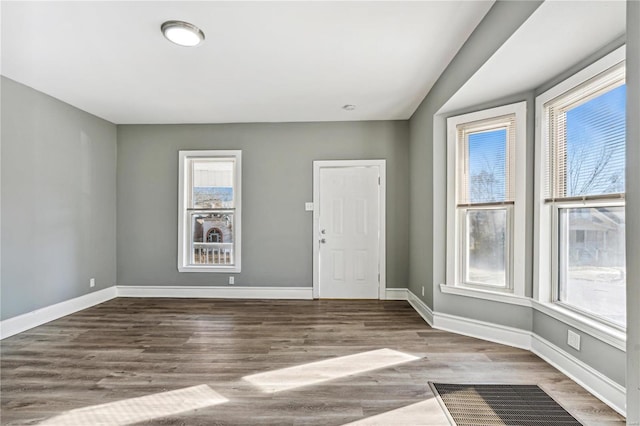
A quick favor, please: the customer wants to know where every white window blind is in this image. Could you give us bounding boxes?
[544,62,626,201]
[456,114,516,206]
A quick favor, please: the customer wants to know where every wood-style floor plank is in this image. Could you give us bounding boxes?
[0,298,625,425]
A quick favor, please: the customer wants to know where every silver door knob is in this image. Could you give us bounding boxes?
[320,238,326,244]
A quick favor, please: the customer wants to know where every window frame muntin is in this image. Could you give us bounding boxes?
[178,150,242,273]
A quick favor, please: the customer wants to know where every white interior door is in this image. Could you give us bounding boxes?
[314,161,384,299]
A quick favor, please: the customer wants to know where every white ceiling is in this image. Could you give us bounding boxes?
[1,1,493,125]
[441,0,627,114]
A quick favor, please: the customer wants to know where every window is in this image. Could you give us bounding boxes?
[207,228,223,243]
[446,102,526,296]
[178,150,241,273]
[536,47,626,328]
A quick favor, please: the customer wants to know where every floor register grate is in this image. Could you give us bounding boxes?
[429,383,583,425]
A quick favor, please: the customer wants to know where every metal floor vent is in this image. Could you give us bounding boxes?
[429,383,582,426]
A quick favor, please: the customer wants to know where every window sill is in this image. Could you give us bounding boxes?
[439,285,626,350]
[178,265,241,273]
[531,300,626,351]
[439,284,532,307]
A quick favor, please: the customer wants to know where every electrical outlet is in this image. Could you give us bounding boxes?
[89,278,95,288]
[229,276,235,285]
[567,330,581,351]
[422,286,424,297]
[305,202,314,211]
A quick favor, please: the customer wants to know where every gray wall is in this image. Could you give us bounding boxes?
[533,311,625,385]
[625,0,640,422]
[1,77,117,320]
[117,121,409,288]
[409,0,629,393]
[408,1,543,308]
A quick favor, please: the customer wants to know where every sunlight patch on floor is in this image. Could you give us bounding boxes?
[342,399,450,426]
[243,348,420,393]
[39,384,228,426]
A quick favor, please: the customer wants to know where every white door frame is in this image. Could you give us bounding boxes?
[312,159,386,299]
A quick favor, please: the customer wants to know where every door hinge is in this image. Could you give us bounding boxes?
[378,273,380,282]
[378,176,381,185]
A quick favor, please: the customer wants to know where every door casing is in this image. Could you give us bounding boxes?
[312,159,386,299]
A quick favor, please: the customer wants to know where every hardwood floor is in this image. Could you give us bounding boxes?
[0,298,625,425]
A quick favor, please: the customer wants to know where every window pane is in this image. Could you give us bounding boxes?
[559,206,626,326]
[465,209,507,287]
[467,128,507,203]
[191,160,235,208]
[191,212,235,265]
[565,84,626,197]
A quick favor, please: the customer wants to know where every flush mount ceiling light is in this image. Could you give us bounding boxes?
[161,20,205,47]
[342,104,356,111]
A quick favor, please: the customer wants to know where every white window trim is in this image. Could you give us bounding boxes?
[178,150,242,273]
[534,46,626,330]
[445,101,527,298]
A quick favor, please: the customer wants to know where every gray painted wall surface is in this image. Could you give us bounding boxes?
[533,311,625,386]
[440,296,533,331]
[625,0,640,422]
[409,0,629,403]
[1,77,117,320]
[408,1,542,308]
[117,121,409,288]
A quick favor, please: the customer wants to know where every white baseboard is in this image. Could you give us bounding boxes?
[0,283,627,416]
[432,311,532,350]
[387,289,626,416]
[116,285,313,300]
[531,334,626,416]
[427,310,626,416]
[406,290,434,326]
[385,288,408,301]
[0,286,117,339]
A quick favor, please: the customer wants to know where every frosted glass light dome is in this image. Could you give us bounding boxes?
[161,21,205,47]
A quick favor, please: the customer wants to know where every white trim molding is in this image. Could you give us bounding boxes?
[406,290,434,326]
[312,159,386,300]
[432,311,532,350]
[0,286,117,339]
[533,300,626,351]
[439,283,532,307]
[0,283,627,417]
[440,284,625,351]
[177,150,242,274]
[446,101,528,298]
[532,334,626,416]
[385,288,409,301]
[387,289,626,416]
[428,309,626,417]
[116,285,313,300]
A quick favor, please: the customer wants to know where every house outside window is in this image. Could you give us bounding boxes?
[535,46,626,329]
[446,102,527,297]
[178,150,242,273]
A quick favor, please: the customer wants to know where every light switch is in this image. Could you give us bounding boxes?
[305,202,314,211]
